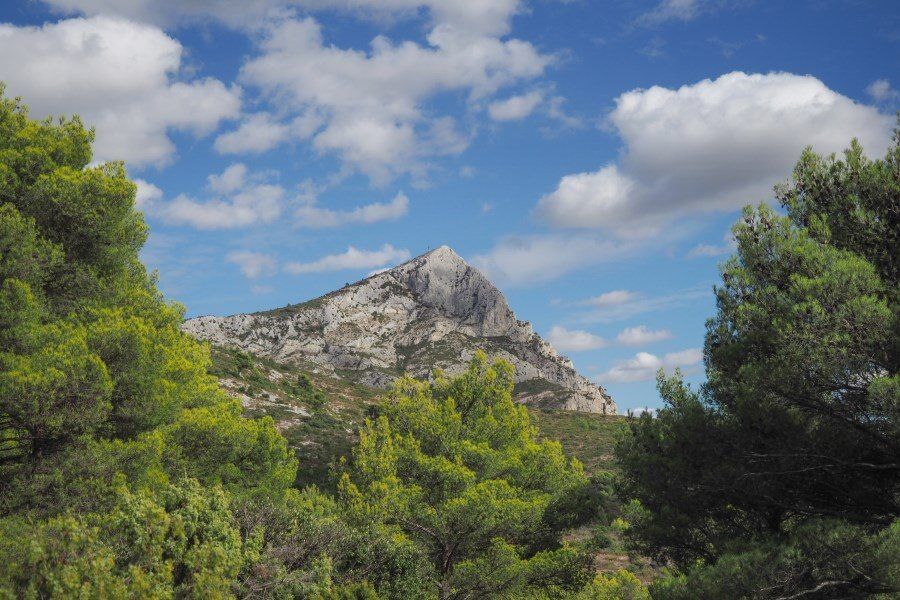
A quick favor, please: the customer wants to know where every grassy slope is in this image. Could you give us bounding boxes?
[209,345,626,481]
[208,345,378,488]
[530,410,627,473]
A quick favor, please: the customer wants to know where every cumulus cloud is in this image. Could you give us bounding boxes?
[536,165,639,232]
[596,347,702,383]
[471,235,636,287]
[207,163,250,194]
[295,192,409,228]
[616,325,672,346]
[39,2,546,179]
[284,244,410,274]
[214,113,291,154]
[546,326,607,352]
[238,16,550,182]
[0,16,240,168]
[536,72,893,237]
[147,163,285,229]
[665,348,703,365]
[160,187,283,230]
[488,90,544,121]
[227,250,278,278]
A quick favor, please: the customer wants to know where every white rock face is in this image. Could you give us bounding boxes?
[182,246,616,414]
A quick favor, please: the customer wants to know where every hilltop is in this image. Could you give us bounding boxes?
[184,246,615,414]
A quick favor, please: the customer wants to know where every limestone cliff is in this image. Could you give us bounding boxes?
[182,246,616,413]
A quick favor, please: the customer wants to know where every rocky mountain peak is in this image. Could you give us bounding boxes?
[385,246,515,337]
[183,247,616,414]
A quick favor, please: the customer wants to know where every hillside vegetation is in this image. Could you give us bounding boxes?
[208,344,628,487]
[1,89,897,599]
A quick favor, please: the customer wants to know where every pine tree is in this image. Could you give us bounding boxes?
[617,128,900,598]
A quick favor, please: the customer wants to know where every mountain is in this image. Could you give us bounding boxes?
[183,246,616,414]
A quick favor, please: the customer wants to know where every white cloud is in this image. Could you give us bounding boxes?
[161,187,283,230]
[546,326,607,352]
[596,347,702,383]
[207,163,250,194]
[295,191,409,228]
[687,231,737,258]
[239,16,550,182]
[598,352,661,383]
[866,79,899,104]
[227,250,278,278]
[148,164,285,229]
[38,3,545,180]
[664,348,703,365]
[536,165,638,232]
[0,16,240,168]
[471,235,635,287]
[134,179,163,210]
[581,290,640,308]
[214,113,291,154]
[616,325,672,346]
[284,244,410,274]
[536,72,893,237]
[488,90,543,121]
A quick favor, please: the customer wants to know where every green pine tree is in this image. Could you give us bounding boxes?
[617,127,900,598]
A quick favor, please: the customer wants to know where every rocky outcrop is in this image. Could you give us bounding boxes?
[183,246,616,414]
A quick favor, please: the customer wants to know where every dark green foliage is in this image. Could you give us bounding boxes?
[293,373,328,409]
[232,487,430,599]
[617,128,900,596]
[650,520,900,600]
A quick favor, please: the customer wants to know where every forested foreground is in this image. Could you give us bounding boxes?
[0,89,897,598]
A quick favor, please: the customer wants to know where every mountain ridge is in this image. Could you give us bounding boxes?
[183,246,616,414]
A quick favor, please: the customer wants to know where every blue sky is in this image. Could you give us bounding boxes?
[1,0,897,411]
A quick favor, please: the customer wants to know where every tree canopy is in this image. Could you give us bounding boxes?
[617,128,900,598]
[339,353,594,599]
[0,87,300,596]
